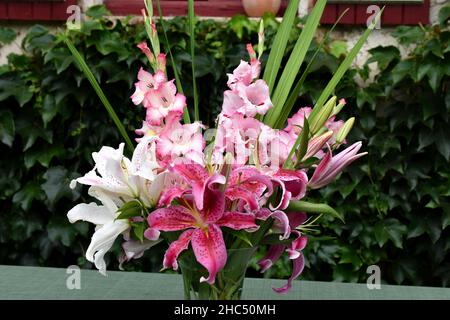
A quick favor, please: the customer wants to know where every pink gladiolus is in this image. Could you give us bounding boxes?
[146,179,257,284]
[284,107,312,139]
[131,68,167,106]
[156,121,205,165]
[308,142,368,189]
[144,80,186,125]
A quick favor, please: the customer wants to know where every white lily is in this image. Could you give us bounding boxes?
[68,136,166,275]
[67,192,129,275]
[70,136,160,207]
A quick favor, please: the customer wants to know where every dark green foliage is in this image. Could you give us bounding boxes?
[0,9,449,286]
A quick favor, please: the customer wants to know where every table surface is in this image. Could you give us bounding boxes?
[1,265,449,300]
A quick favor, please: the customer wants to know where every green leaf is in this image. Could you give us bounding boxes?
[438,5,450,26]
[41,95,59,127]
[287,200,344,222]
[367,45,400,71]
[308,8,382,123]
[262,0,300,92]
[0,78,33,107]
[329,40,348,58]
[273,9,347,129]
[85,5,112,19]
[41,166,79,207]
[264,0,326,127]
[229,230,253,247]
[116,200,144,220]
[188,0,199,121]
[64,36,134,152]
[0,110,15,147]
[155,0,190,124]
[12,182,45,211]
[131,222,146,242]
[0,27,17,45]
[24,145,64,169]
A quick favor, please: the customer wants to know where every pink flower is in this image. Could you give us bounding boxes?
[145,176,257,284]
[137,41,155,64]
[284,107,312,139]
[131,68,167,106]
[156,121,205,165]
[308,142,367,189]
[258,212,308,293]
[144,80,186,125]
[226,45,261,89]
[235,80,272,117]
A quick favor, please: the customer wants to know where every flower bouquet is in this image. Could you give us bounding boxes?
[66,0,378,300]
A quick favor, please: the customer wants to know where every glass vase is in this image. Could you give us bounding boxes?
[179,246,257,300]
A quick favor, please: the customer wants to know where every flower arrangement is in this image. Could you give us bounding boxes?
[66,0,378,300]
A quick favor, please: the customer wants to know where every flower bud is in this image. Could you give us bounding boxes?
[332,98,346,116]
[336,117,355,144]
[310,96,336,134]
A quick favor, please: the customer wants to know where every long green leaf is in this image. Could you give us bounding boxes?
[288,200,344,222]
[188,0,199,122]
[264,0,327,127]
[308,8,384,122]
[262,0,300,92]
[154,0,190,123]
[64,37,134,152]
[273,8,349,129]
[283,117,309,169]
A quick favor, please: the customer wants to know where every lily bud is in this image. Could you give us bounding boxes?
[333,98,346,116]
[336,117,355,144]
[303,131,333,160]
[310,96,336,134]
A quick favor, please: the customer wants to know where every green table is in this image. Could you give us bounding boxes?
[0,265,449,300]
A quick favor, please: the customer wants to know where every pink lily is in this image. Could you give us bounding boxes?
[308,142,367,189]
[144,80,186,125]
[131,68,167,106]
[258,211,308,293]
[146,180,257,284]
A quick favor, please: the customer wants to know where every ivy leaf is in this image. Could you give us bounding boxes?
[0,27,17,45]
[86,5,112,19]
[41,166,79,207]
[47,216,77,247]
[0,77,33,107]
[0,110,15,147]
[329,40,347,58]
[24,145,64,169]
[367,45,400,71]
[41,95,59,127]
[12,182,45,211]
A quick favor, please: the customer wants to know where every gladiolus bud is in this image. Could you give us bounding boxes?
[258,20,265,59]
[310,96,336,134]
[156,53,167,73]
[336,117,355,144]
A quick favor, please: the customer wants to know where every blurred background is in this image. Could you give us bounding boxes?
[0,0,449,287]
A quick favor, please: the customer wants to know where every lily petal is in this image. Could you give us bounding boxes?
[163,229,195,270]
[216,211,257,230]
[272,253,305,294]
[191,224,227,285]
[258,245,284,273]
[148,206,196,231]
[85,220,129,275]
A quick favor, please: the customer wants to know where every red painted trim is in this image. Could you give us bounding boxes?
[105,0,287,17]
[382,5,403,25]
[8,3,34,20]
[337,4,356,25]
[0,0,76,21]
[320,1,430,26]
[321,4,337,25]
[0,3,8,19]
[403,0,429,25]
[33,3,53,21]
